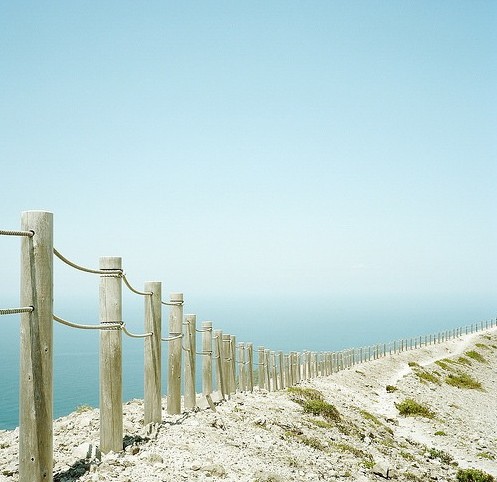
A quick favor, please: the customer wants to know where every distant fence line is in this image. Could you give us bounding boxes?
[1,211,495,482]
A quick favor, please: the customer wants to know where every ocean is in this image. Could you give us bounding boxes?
[1,293,495,430]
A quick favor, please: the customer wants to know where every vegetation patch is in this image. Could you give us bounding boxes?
[300,435,326,451]
[427,447,454,465]
[477,452,495,460]
[465,351,487,363]
[445,373,482,390]
[415,370,440,384]
[332,442,372,461]
[303,399,341,422]
[456,468,495,482]
[386,385,397,392]
[400,451,416,461]
[434,431,447,436]
[360,410,382,426]
[435,360,454,372]
[475,343,490,350]
[287,387,323,404]
[396,399,435,418]
[308,418,333,429]
[457,357,472,365]
[408,361,420,367]
[76,404,93,413]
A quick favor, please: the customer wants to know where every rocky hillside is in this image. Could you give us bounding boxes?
[1,329,496,482]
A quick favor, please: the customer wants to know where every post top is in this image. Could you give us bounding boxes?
[99,256,122,269]
[170,292,183,302]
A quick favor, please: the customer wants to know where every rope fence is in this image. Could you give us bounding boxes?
[0,306,34,316]
[1,210,496,482]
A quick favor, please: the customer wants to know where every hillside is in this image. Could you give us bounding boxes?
[1,329,496,482]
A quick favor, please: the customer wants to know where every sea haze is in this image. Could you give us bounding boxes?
[0,293,494,430]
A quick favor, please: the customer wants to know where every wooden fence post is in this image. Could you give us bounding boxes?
[167,293,183,415]
[278,351,284,389]
[99,256,123,454]
[214,329,225,399]
[202,321,213,397]
[184,314,196,410]
[247,343,254,392]
[265,349,271,390]
[20,211,53,482]
[144,281,162,425]
[238,343,245,392]
[222,334,232,395]
[230,335,237,394]
[258,346,265,390]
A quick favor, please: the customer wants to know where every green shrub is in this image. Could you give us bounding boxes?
[434,431,447,436]
[445,373,482,390]
[457,357,472,365]
[427,447,454,465]
[360,410,381,425]
[475,343,490,350]
[287,387,323,405]
[477,452,495,460]
[465,351,487,363]
[456,468,495,482]
[386,385,397,392]
[396,399,435,418]
[408,361,420,367]
[303,399,341,422]
[416,370,440,384]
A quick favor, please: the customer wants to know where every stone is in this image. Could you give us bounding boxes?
[73,442,101,461]
[252,470,285,481]
[201,464,227,477]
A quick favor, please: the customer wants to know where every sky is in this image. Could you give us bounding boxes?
[1,1,496,314]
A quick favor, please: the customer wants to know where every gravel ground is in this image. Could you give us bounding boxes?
[1,329,496,482]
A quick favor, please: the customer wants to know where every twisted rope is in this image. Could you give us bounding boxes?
[122,324,152,338]
[196,350,212,356]
[0,306,34,315]
[54,314,121,330]
[161,333,183,342]
[161,300,184,306]
[54,248,122,276]
[196,327,213,333]
[122,275,152,296]
[0,229,34,237]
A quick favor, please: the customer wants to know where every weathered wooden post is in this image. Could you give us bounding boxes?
[184,314,196,410]
[258,346,265,390]
[167,292,183,415]
[202,321,213,397]
[271,351,277,390]
[265,349,271,390]
[285,354,291,386]
[230,335,237,394]
[20,211,53,482]
[214,329,225,399]
[278,351,284,389]
[222,334,232,395]
[238,343,245,392]
[99,256,123,453]
[144,281,162,425]
[247,343,254,392]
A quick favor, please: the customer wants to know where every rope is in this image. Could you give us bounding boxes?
[122,324,152,338]
[161,333,183,342]
[196,327,212,333]
[0,229,34,237]
[196,350,212,355]
[54,248,123,276]
[54,315,121,330]
[122,275,152,296]
[0,306,34,315]
[161,300,184,306]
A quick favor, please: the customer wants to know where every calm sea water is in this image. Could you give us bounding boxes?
[1,293,495,430]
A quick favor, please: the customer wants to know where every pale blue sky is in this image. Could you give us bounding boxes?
[1,1,496,309]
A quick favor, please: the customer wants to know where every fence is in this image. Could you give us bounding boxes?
[1,210,495,482]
